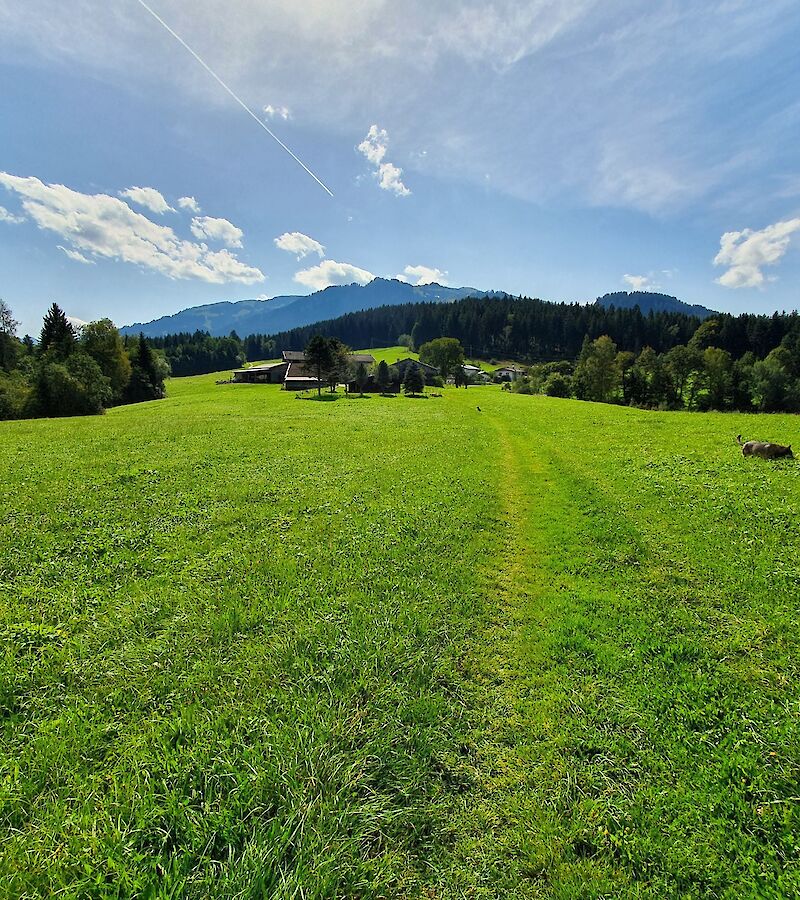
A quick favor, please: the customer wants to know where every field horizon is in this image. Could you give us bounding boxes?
[1,369,798,898]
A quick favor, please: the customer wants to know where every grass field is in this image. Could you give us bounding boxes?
[1,371,798,898]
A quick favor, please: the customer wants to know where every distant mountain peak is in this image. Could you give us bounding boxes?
[120,278,497,338]
[595,291,717,319]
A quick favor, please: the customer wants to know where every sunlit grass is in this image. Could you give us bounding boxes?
[0,378,797,897]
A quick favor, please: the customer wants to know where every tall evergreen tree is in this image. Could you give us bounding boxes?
[39,303,75,359]
[304,335,334,397]
[124,333,165,403]
[403,364,424,396]
[375,359,390,394]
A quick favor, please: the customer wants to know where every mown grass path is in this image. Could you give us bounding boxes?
[1,379,798,898]
[440,392,800,898]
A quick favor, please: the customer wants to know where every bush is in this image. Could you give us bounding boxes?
[0,371,33,420]
[34,353,112,417]
[543,373,572,398]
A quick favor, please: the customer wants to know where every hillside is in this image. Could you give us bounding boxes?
[1,377,798,896]
[120,278,499,338]
[596,290,717,318]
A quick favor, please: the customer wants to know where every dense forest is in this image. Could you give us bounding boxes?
[0,301,167,420]
[147,331,250,377]
[266,295,798,362]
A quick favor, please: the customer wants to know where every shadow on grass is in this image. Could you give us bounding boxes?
[295,393,341,401]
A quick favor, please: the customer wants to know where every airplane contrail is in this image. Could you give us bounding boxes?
[133,0,334,197]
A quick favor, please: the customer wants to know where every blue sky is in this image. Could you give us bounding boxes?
[1,0,799,336]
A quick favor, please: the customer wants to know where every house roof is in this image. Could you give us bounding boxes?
[232,362,286,374]
[282,350,375,364]
[393,357,439,371]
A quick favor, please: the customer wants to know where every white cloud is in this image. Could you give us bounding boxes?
[0,172,265,284]
[294,259,374,291]
[190,215,244,248]
[119,186,174,215]
[263,104,291,120]
[623,273,657,291]
[58,245,95,265]
[274,231,325,260]
[397,264,449,285]
[357,125,410,197]
[0,204,23,224]
[714,218,800,288]
[178,195,201,213]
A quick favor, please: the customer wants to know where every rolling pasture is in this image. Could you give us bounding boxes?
[0,372,798,898]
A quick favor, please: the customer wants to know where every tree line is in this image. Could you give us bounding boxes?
[511,321,800,412]
[132,296,800,392]
[265,294,793,360]
[0,301,167,420]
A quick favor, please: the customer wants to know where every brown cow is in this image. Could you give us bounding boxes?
[736,434,794,459]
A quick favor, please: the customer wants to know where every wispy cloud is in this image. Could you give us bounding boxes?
[274,231,325,260]
[190,215,244,248]
[119,185,174,214]
[0,204,24,224]
[623,273,658,292]
[58,245,95,265]
[263,104,290,120]
[397,264,448,285]
[3,1,799,216]
[358,125,410,197]
[178,195,201,213]
[0,172,264,284]
[294,259,374,290]
[714,218,800,288]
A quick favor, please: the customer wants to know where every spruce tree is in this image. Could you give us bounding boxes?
[39,303,75,359]
[304,335,334,397]
[375,359,390,394]
[403,363,424,396]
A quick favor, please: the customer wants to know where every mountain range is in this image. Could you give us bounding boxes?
[121,281,719,338]
[120,279,500,338]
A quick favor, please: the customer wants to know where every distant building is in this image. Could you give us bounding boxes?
[462,364,490,382]
[392,358,440,381]
[232,362,288,384]
[233,350,375,391]
[494,366,522,382]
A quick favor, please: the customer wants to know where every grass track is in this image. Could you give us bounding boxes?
[1,376,798,897]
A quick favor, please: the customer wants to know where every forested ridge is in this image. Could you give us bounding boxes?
[266,294,798,362]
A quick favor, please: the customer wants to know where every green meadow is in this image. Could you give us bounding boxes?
[1,370,798,898]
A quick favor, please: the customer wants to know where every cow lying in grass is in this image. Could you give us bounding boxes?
[736,435,794,459]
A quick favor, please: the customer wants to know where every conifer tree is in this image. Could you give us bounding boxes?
[39,303,75,359]
[375,359,390,394]
[304,335,334,397]
[403,363,424,396]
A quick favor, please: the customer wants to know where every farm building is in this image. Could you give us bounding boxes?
[232,362,288,384]
[233,350,376,390]
[392,358,440,381]
[462,364,491,382]
[284,350,376,391]
[494,366,522,382]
